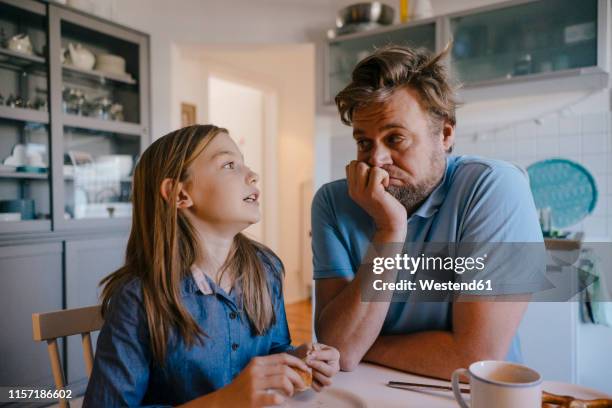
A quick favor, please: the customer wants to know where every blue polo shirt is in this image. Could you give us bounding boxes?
[311,155,547,363]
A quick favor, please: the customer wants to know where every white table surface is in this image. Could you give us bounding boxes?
[287,362,612,408]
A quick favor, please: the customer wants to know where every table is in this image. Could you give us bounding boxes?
[291,362,612,407]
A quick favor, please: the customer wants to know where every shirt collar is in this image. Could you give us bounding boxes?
[180,265,215,295]
[184,265,241,308]
[411,155,455,219]
[190,265,214,295]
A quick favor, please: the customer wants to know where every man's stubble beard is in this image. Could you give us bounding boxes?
[386,147,446,215]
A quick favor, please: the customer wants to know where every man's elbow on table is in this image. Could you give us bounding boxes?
[338,349,362,372]
[315,329,361,371]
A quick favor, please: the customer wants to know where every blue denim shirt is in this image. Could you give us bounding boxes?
[83,251,292,407]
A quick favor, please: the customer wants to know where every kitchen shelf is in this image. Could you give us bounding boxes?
[0,171,48,180]
[62,64,137,85]
[62,114,142,135]
[63,174,132,182]
[0,219,51,233]
[0,106,49,124]
[0,47,46,66]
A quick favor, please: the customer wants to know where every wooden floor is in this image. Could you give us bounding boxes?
[285,299,313,346]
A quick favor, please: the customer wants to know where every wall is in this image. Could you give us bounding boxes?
[172,45,315,303]
[106,0,335,139]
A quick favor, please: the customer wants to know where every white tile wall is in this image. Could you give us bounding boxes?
[454,111,612,239]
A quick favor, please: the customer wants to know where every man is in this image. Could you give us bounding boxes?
[312,45,547,380]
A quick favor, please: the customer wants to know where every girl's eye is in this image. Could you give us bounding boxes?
[356,139,371,151]
[223,161,235,170]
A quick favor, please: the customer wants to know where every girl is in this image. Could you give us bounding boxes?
[83,125,340,407]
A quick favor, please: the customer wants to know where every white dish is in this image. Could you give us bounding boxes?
[283,388,367,407]
[0,212,22,222]
[96,53,127,75]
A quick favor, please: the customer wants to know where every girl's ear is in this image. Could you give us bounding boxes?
[160,178,193,209]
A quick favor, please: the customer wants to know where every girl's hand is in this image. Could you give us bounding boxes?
[294,343,341,392]
[215,353,309,407]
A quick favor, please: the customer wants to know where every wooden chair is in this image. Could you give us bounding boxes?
[32,305,104,408]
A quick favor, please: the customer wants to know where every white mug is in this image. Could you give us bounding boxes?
[452,360,542,408]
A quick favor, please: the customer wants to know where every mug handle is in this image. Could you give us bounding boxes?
[452,368,470,408]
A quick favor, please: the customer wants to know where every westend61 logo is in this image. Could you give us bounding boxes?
[371,253,487,275]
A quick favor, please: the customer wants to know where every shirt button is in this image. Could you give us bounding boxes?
[231,343,239,351]
[229,312,237,320]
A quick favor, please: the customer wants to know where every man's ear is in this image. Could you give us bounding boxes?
[442,121,455,153]
[160,178,193,209]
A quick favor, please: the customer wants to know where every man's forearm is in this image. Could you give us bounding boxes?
[363,331,504,380]
[316,230,405,371]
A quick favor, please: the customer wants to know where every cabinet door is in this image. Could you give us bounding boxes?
[48,5,150,231]
[450,0,600,85]
[327,22,437,102]
[64,234,127,388]
[0,242,63,388]
[0,0,53,236]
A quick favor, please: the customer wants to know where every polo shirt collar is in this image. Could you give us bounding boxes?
[411,156,455,219]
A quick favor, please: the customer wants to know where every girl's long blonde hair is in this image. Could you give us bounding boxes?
[100,125,277,364]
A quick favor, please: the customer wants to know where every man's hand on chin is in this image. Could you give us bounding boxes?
[345,160,407,239]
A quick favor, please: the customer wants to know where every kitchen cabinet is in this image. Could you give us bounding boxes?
[0,0,147,397]
[49,5,149,229]
[0,242,63,389]
[0,0,150,236]
[64,234,128,391]
[0,0,52,235]
[324,0,610,103]
[326,19,438,103]
[449,0,606,86]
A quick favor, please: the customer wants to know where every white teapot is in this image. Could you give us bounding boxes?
[67,42,95,70]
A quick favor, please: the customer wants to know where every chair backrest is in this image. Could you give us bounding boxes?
[32,305,104,408]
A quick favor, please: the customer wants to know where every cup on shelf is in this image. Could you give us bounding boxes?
[0,199,35,220]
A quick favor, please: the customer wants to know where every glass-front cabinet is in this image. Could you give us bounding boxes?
[450,0,601,85]
[50,5,148,226]
[0,0,51,233]
[324,0,609,102]
[326,20,437,102]
[0,0,150,234]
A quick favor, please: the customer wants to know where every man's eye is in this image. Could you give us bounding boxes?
[387,135,404,144]
[223,162,235,169]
